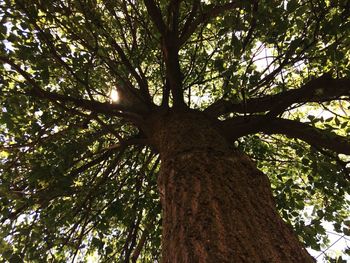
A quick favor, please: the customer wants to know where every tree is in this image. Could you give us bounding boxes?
[0,0,350,262]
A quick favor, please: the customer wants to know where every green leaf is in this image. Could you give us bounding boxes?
[91,237,104,249]
[9,254,22,263]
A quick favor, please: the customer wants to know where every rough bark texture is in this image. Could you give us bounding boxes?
[147,109,315,263]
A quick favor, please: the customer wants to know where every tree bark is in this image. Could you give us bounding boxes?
[147,109,315,263]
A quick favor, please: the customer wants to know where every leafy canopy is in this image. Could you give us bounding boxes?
[0,0,350,262]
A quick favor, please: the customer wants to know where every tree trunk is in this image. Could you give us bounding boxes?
[147,109,315,263]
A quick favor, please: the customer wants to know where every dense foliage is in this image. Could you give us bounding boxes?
[0,0,349,262]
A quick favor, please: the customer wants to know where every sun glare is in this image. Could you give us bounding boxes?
[110,89,119,102]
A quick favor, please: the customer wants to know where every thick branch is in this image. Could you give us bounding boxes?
[167,0,181,34]
[70,4,152,105]
[162,34,186,108]
[263,119,350,154]
[206,75,350,117]
[0,56,146,117]
[221,116,350,154]
[142,0,185,107]
[131,225,149,263]
[143,0,167,35]
[29,88,135,116]
[100,28,152,104]
[241,0,259,52]
[179,1,241,45]
[181,0,200,39]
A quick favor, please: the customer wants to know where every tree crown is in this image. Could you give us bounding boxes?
[0,0,350,261]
